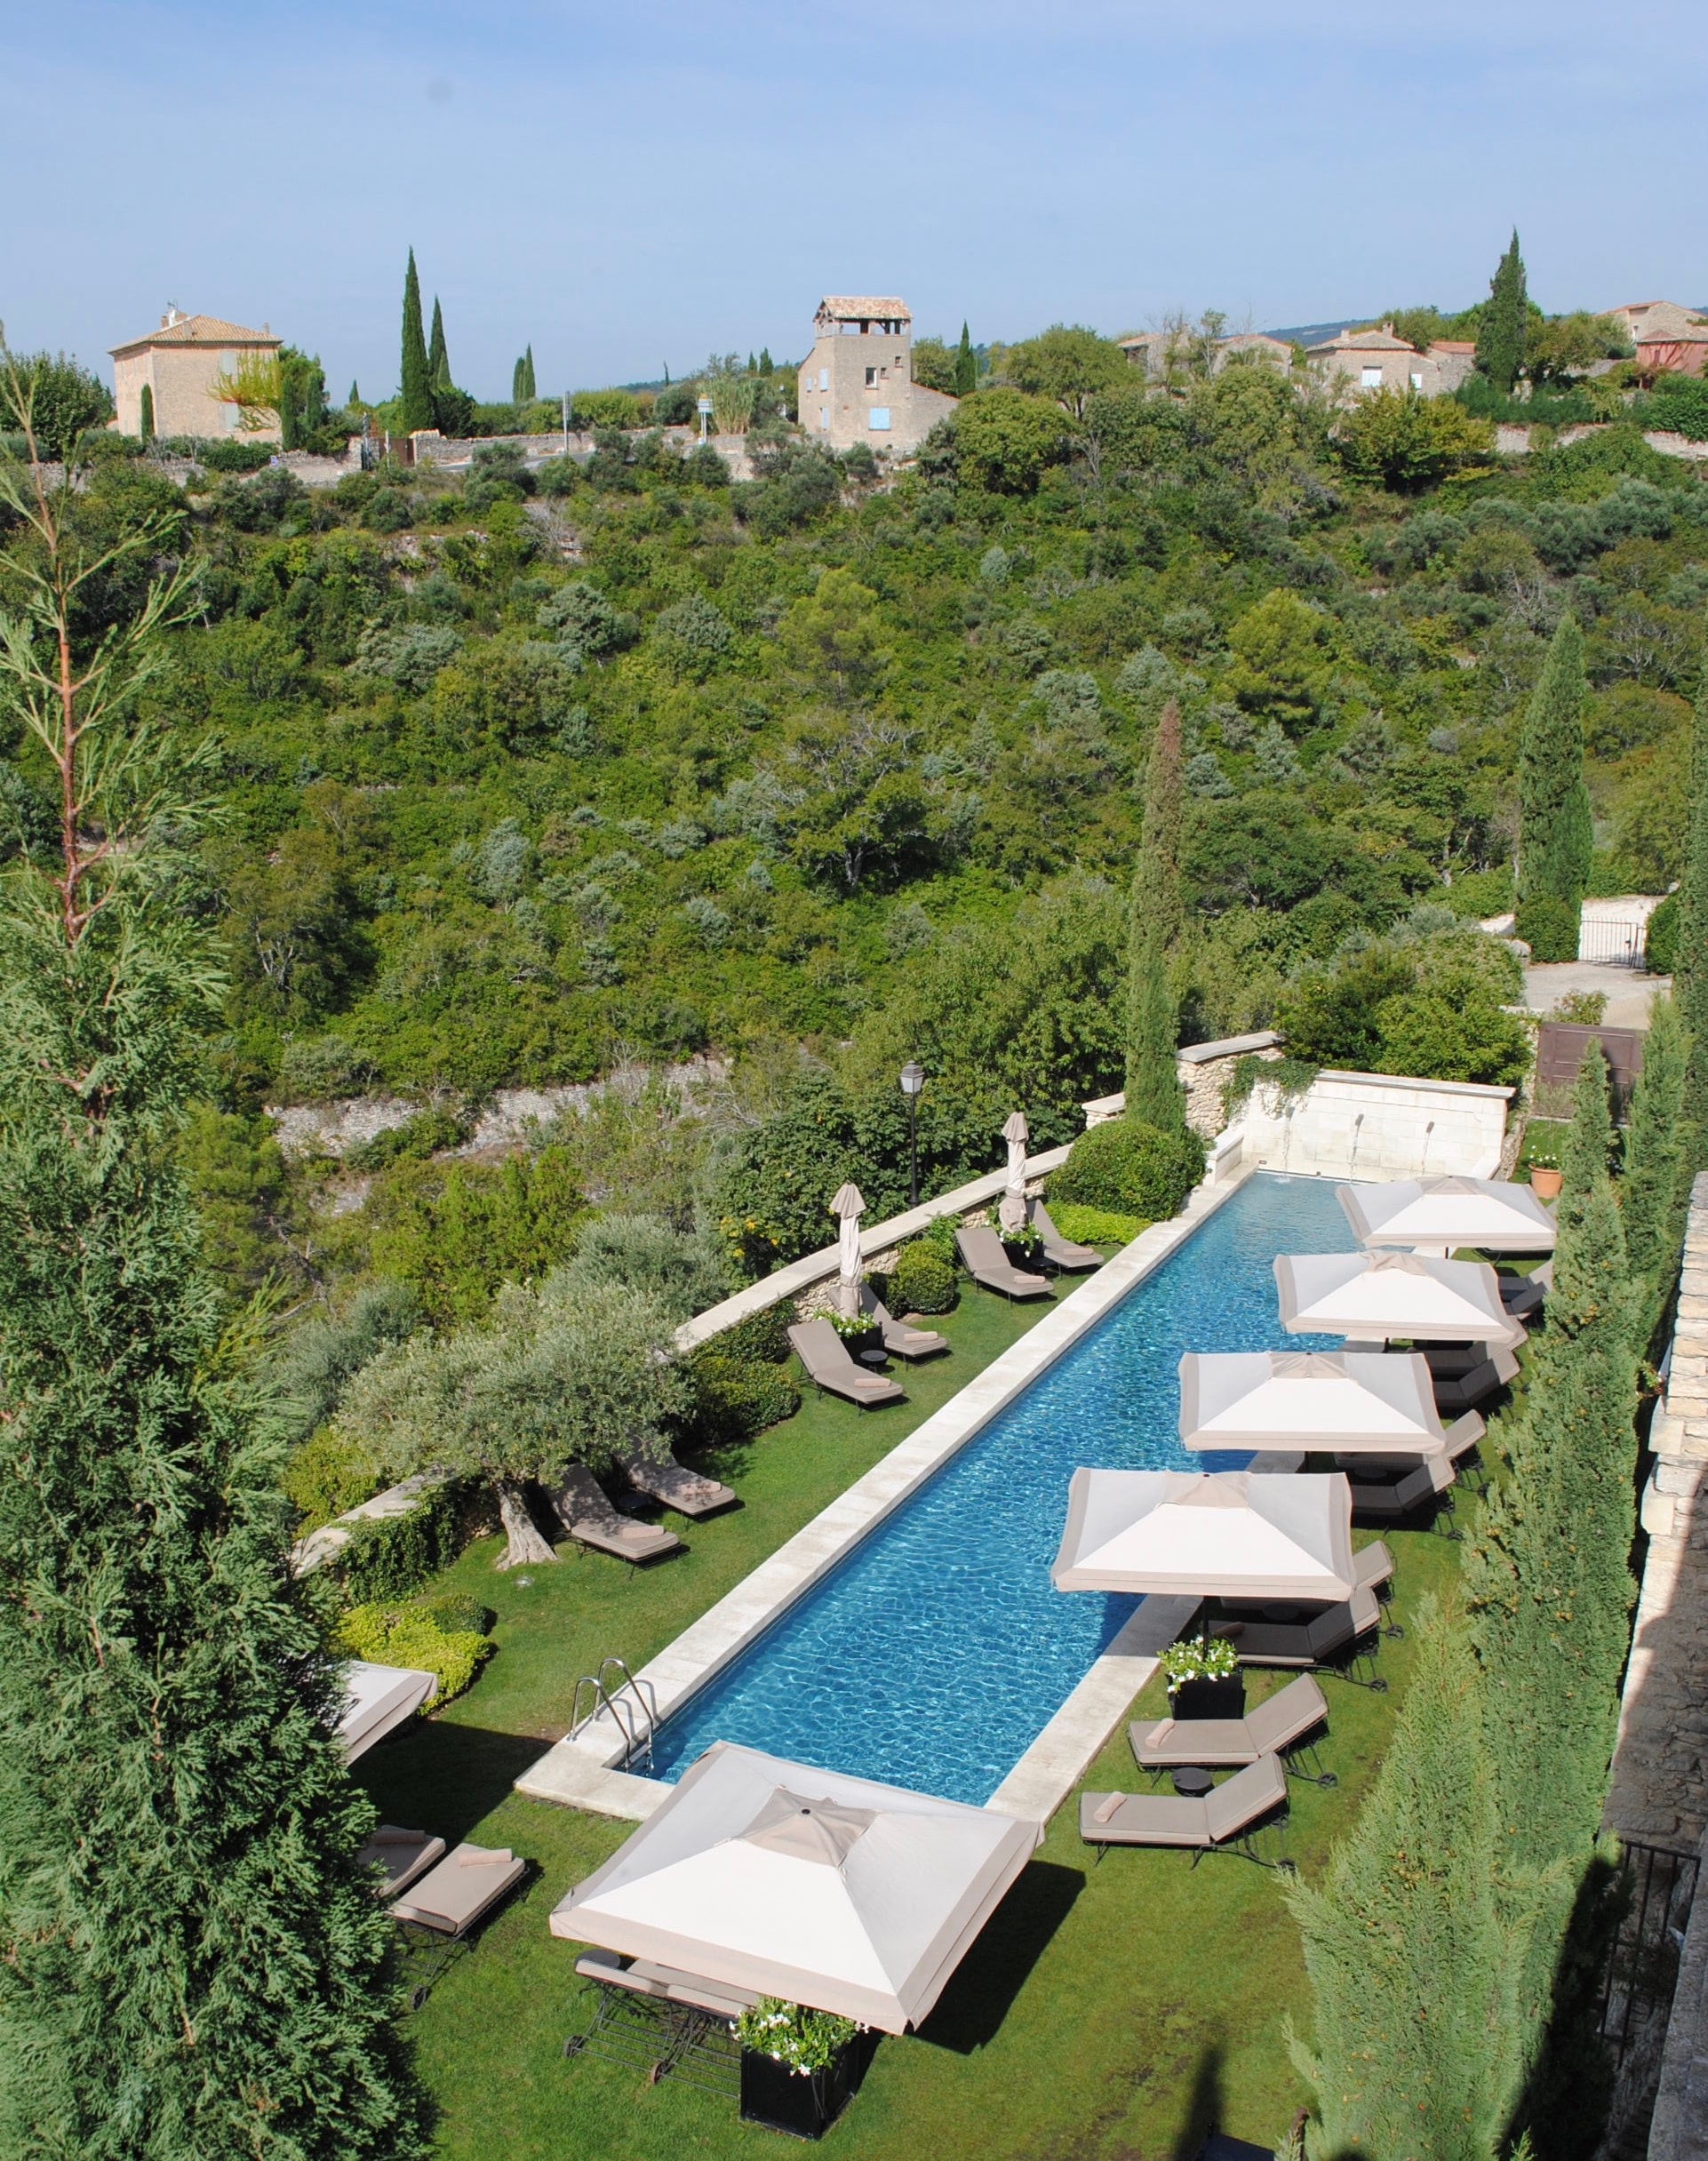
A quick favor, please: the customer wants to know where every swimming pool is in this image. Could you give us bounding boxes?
[649,1174,1354,1804]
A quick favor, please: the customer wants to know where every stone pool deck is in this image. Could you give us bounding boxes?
[516,1164,1263,1824]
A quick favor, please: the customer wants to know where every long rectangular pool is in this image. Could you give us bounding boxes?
[649,1173,1353,1804]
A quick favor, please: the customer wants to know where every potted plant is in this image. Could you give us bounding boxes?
[737,1998,874,2139]
[1526,1132,1564,1202]
[1161,1636,1243,1719]
[825,1307,883,1361]
[1001,1218,1046,1272]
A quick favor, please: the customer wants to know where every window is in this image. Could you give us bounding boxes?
[818,366,828,391]
[867,406,890,431]
[1409,371,1424,390]
[866,365,877,387]
[1361,366,1383,388]
[819,406,829,431]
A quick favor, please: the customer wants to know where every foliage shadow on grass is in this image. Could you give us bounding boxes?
[1168,2043,1226,2161]
[913,1859,1085,2055]
[356,1721,555,1847]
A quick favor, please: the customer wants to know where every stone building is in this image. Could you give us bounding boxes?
[108,307,282,440]
[796,297,956,457]
[1606,299,1708,380]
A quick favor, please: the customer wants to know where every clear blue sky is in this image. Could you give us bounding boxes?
[4,0,1702,400]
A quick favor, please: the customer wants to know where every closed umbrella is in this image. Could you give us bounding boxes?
[1274,1249,1521,1346]
[549,1741,1042,2033]
[1050,1469,1355,1602]
[1178,1349,1451,1454]
[1340,1176,1556,1256]
[999,1111,1029,1232]
[831,1182,865,1319]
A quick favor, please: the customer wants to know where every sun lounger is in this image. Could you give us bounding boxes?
[956,1224,1052,1301]
[1353,1541,1394,1595]
[390,1841,528,2006]
[1429,1344,1520,1414]
[1130,1674,1329,1776]
[1079,1753,1289,1861]
[1347,1451,1456,1526]
[616,1447,737,1519]
[1219,1583,1385,1682]
[787,1319,907,1407]
[858,1287,948,1360]
[356,1826,445,1902]
[1027,1200,1102,1272]
[1497,1269,1548,1322]
[573,1947,758,2021]
[551,1463,684,1565]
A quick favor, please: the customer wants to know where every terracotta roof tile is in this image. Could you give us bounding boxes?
[109,312,280,357]
[816,297,911,321]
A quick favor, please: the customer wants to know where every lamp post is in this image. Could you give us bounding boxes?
[899,1061,924,1207]
[697,395,713,442]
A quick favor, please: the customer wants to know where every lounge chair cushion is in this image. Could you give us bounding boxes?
[1081,1755,1287,1847]
[858,1288,948,1359]
[357,1826,446,1901]
[787,1320,907,1405]
[956,1225,1052,1299]
[553,1464,683,1562]
[390,1844,525,1936]
[1027,1201,1102,1271]
[616,1449,736,1519]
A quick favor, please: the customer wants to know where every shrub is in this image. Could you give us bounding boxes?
[333,1600,493,1704]
[1044,1203,1146,1248]
[718,1304,791,1365]
[682,1352,802,1447]
[282,1427,378,1531]
[571,388,641,429]
[1050,1120,1206,1221]
[411,1592,494,1637]
[336,1478,469,1602]
[651,592,734,682]
[1515,892,1580,963]
[1644,892,1679,976]
[890,1242,957,1315]
[344,1107,467,1172]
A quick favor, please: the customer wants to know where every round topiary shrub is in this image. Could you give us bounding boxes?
[1050,1119,1207,1223]
[684,1353,802,1447]
[890,1241,958,1316]
[1514,893,1580,964]
[1645,891,1680,977]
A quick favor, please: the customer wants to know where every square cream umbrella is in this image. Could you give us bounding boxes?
[550,1742,1042,2034]
[1050,1470,1355,1602]
[1339,1176,1556,1256]
[1274,1250,1523,1348]
[335,1660,437,1763]
[1178,1349,1454,1455]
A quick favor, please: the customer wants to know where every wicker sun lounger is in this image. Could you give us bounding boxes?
[616,1448,738,1519]
[956,1225,1052,1302]
[390,1841,527,2007]
[858,1287,949,1360]
[1079,1754,1289,1861]
[788,1319,907,1407]
[1027,1201,1102,1272]
[1130,1674,1329,1777]
[356,1826,446,1902]
[1219,1583,1385,1679]
[552,1463,684,1565]
[1429,1344,1520,1413]
[1497,1270,1548,1322]
[1347,1451,1456,1526]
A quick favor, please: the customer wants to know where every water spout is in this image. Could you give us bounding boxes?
[1348,1111,1365,1178]
[1419,1118,1435,1176]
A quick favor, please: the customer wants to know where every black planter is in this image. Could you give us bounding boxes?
[739,2034,874,2139]
[837,1323,884,1362]
[1001,1240,1044,1272]
[1171,1676,1246,1721]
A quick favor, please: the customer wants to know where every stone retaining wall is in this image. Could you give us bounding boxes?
[1234,1067,1512,1180]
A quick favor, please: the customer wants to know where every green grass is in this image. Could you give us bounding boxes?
[355,1271,1470,2159]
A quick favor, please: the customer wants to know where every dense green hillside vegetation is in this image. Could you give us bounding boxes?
[10,342,1704,1312]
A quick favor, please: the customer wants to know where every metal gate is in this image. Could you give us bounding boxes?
[1595,1839,1700,2159]
[1577,916,1649,968]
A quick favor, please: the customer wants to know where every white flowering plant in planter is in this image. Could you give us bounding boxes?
[735,1997,866,2076]
[1160,1636,1238,1697]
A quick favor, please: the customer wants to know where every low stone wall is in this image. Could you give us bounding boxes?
[1081,1032,1284,1142]
[1233,1068,1513,1180]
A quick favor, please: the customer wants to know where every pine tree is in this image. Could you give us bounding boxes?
[1515,612,1592,961]
[1476,228,1528,395]
[1287,1599,1533,2161]
[138,380,154,440]
[1620,995,1688,1350]
[427,296,448,387]
[1124,701,1186,1130]
[1678,667,1708,1164]
[0,365,424,2157]
[954,322,976,397]
[399,248,433,431]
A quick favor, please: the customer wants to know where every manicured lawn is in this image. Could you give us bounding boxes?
[354,1272,1472,2159]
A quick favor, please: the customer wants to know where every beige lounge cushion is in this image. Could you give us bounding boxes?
[390,1843,525,1935]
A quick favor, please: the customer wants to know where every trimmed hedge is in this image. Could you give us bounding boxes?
[890,1242,958,1315]
[334,1600,493,1704]
[1050,1119,1206,1222]
[682,1352,802,1447]
[1045,1203,1146,1248]
[1645,892,1679,976]
[336,1479,470,1604]
[717,1304,792,1365]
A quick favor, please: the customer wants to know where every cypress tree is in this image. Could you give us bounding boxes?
[0,376,424,2156]
[522,343,536,401]
[512,355,525,403]
[1476,228,1528,395]
[138,381,154,441]
[758,347,772,376]
[1620,994,1688,1351]
[1678,665,1708,1163]
[954,321,976,397]
[399,248,433,431]
[348,379,361,407]
[1287,1599,1532,2161]
[1514,612,1592,961]
[427,296,448,387]
[1124,700,1186,1130]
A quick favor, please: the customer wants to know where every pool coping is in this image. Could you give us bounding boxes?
[515,1161,1261,1823]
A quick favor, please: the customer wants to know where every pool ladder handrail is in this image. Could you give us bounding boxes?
[568,1655,658,1774]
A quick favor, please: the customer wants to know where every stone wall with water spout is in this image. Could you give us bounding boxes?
[1227,1069,1515,1183]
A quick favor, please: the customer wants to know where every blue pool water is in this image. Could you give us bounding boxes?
[650,1174,1355,1804]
